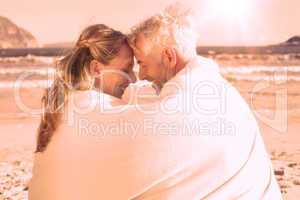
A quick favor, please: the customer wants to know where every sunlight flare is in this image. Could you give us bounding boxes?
[208,0,253,20]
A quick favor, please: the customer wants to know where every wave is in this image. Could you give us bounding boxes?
[0,56,55,65]
[1,66,299,76]
[225,75,300,81]
[0,67,55,76]
[221,66,300,74]
[0,65,300,89]
[0,80,53,89]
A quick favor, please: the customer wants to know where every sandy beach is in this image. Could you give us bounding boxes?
[1,117,299,199]
[1,0,300,198]
[0,56,300,199]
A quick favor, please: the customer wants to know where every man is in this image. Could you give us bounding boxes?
[126,8,283,199]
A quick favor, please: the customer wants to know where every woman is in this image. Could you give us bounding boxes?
[35,24,136,153]
[29,24,137,199]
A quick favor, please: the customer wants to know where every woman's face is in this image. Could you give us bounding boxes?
[93,44,136,98]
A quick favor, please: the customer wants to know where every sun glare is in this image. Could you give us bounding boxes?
[208,0,253,20]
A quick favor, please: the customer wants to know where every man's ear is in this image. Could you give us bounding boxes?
[162,47,177,69]
[90,60,103,77]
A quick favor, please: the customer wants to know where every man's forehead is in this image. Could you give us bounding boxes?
[134,33,152,56]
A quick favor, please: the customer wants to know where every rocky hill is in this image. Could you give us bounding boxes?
[0,16,38,48]
[281,36,300,46]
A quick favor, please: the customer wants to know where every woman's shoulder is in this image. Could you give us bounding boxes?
[67,90,126,110]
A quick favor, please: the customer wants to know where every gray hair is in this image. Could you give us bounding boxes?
[129,3,198,59]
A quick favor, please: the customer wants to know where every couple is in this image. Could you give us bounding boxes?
[29,10,282,200]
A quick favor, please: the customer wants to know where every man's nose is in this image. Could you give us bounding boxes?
[138,69,146,80]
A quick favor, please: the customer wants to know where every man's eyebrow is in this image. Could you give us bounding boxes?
[137,60,142,64]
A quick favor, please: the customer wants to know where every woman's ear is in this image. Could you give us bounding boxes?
[89,60,103,77]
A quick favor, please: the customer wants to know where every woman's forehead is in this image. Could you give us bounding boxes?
[119,44,134,58]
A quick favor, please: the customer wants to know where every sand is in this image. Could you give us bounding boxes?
[0,86,299,200]
[2,119,300,199]
[1,54,300,199]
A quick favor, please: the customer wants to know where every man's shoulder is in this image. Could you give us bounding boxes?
[192,56,220,73]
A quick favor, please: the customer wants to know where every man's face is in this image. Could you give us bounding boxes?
[132,34,168,89]
[94,44,136,98]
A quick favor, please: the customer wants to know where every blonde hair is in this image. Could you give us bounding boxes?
[36,24,127,153]
[129,3,198,58]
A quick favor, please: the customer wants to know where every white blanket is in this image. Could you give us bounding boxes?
[29,56,282,200]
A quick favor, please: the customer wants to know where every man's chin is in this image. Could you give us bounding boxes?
[113,87,127,99]
[151,80,163,94]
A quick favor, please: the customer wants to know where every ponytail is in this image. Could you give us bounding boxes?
[36,47,93,153]
[35,24,127,153]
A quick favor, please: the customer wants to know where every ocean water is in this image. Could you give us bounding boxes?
[0,65,299,88]
[220,66,300,81]
[0,67,55,88]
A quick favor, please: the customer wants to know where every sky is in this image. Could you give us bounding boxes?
[1,0,299,46]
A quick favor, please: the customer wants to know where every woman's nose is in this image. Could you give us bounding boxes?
[130,71,137,83]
